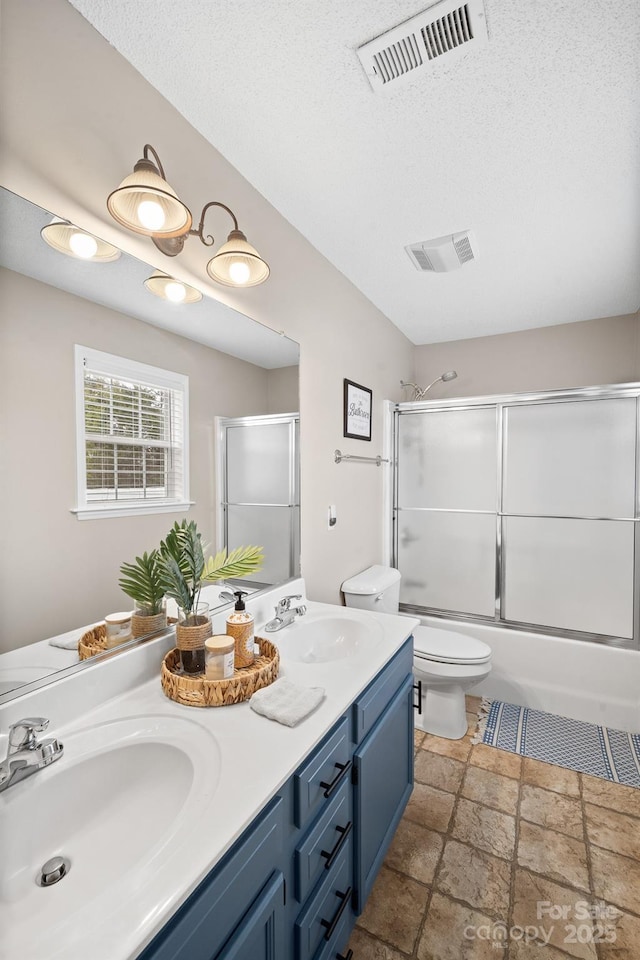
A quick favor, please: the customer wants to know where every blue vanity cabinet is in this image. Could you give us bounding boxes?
[135,798,286,960]
[133,636,413,960]
[352,637,414,913]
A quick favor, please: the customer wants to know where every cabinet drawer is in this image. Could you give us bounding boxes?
[294,775,351,904]
[294,839,353,960]
[136,798,284,960]
[351,637,413,743]
[294,717,350,829]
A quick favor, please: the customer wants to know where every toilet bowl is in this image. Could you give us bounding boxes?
[341,565,492,740]
[413,626,491,739]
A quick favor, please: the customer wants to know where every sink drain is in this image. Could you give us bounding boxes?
[38,856,70,887]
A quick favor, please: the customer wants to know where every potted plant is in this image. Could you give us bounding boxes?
[158,519,264,674]
[118,549,168,638]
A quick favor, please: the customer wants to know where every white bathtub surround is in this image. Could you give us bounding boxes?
[420,615,640,734]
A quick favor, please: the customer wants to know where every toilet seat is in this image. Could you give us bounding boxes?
[413,626,491,665]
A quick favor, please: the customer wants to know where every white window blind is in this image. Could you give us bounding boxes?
[74,346,191,519]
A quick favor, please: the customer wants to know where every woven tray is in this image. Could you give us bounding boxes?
[161,637,280,708]
[78,618,176,660]
[78,624,108,660]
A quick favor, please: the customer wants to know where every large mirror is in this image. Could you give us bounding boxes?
[0,187,300,701]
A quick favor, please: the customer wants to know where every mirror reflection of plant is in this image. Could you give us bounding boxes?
[158,520,264,623]
[118,550,165,615]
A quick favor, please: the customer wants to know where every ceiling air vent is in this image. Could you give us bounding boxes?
[356,0,488,92]
[405,231,478,273]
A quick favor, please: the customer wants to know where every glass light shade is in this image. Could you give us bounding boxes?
[40,219,121,262]
[144,271,202,304]
[107,166,192,238]
[206,230,270,287]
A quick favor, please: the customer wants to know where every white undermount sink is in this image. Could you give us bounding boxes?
[0,714,221,960]
[272,613,383,663]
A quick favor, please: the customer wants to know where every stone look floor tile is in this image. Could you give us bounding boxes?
[414,751,466,794]
[469,743,522,779]
[436,839,511,915]
[510,940,583,960]
[404,783,456,833]
[590,845,640,915]
[517,820,590,891]
[598,908,640,960]
[523,757,581,797]
[461,764,520,815]
[585,802,640,861]
[512,869,597,960]
[465,695,482,712]
[420,732,472,763]
[385,818,444,885]
[357,865,428,954]
[520,784,584,839]
[347,925,408,960]
[415,730,426,748]
[451,797,516,861]
[416,892,499,960]
[581,774,640,819]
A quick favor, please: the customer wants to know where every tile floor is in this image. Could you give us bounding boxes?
[346,696,640,960]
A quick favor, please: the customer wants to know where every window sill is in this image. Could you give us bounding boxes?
[71,501,195,521]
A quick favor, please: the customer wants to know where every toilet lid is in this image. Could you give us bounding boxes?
[413,626,491,664]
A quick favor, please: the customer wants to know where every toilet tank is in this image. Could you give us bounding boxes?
[341,565,401,614]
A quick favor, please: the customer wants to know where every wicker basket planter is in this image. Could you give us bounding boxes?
[78,624,109,660]
[161,637,279,708]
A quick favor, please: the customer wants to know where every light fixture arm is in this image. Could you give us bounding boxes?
[141,144,166,180]
[192,201,240,248]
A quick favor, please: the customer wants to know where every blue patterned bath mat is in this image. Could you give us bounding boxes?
[475,699,640,787]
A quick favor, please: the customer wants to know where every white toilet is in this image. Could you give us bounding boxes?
[341,565,492,740]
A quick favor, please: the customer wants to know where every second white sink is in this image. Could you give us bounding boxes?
[272,613,383,663]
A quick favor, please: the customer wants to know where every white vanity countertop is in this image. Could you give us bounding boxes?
[0,585,418,960]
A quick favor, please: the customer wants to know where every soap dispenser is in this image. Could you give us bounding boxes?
[226,591,254,667]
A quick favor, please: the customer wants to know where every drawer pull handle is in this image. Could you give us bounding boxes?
[336,951,353,960]
[320,886,352,941]
[320,760,352,799]
[320,820,352,870]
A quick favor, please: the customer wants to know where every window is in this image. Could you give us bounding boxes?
[74,346,190,519]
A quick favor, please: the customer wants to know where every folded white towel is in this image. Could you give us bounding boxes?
[250,677,325,727]
[48,622,103,650]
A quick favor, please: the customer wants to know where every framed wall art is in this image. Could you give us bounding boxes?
[343,379,372,441]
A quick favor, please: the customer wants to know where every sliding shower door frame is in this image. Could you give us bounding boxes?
[391,382,640,650]
[217,412,300,582]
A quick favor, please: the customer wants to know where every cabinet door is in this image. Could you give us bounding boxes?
[353,675,414,913]
[216,871,285,960]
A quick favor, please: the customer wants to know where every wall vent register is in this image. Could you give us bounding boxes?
[356,0,488,92]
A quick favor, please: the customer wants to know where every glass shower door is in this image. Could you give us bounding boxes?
[220,414,300,584]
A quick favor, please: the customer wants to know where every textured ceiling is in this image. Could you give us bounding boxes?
[69,0,640,345]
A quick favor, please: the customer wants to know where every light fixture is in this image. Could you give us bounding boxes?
[107,145,270,287]
[107,145,192,239]
[144,271,202,304]
[400,370,458,400]
[40,219,121,262]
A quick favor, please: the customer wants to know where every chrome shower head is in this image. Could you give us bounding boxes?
[441,370,457,382]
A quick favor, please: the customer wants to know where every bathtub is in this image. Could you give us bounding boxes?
[417,615,640,734]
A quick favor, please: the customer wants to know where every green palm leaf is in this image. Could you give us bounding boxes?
[118,550,164,613]
[202,545,264,582]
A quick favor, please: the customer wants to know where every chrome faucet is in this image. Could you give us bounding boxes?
[0,718,64,793]
[264,594,307,632]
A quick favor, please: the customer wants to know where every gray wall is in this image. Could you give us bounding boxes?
[413,313,640,399]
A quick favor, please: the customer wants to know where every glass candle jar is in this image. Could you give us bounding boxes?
[204,635,235,681]
[104,611,133,648]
